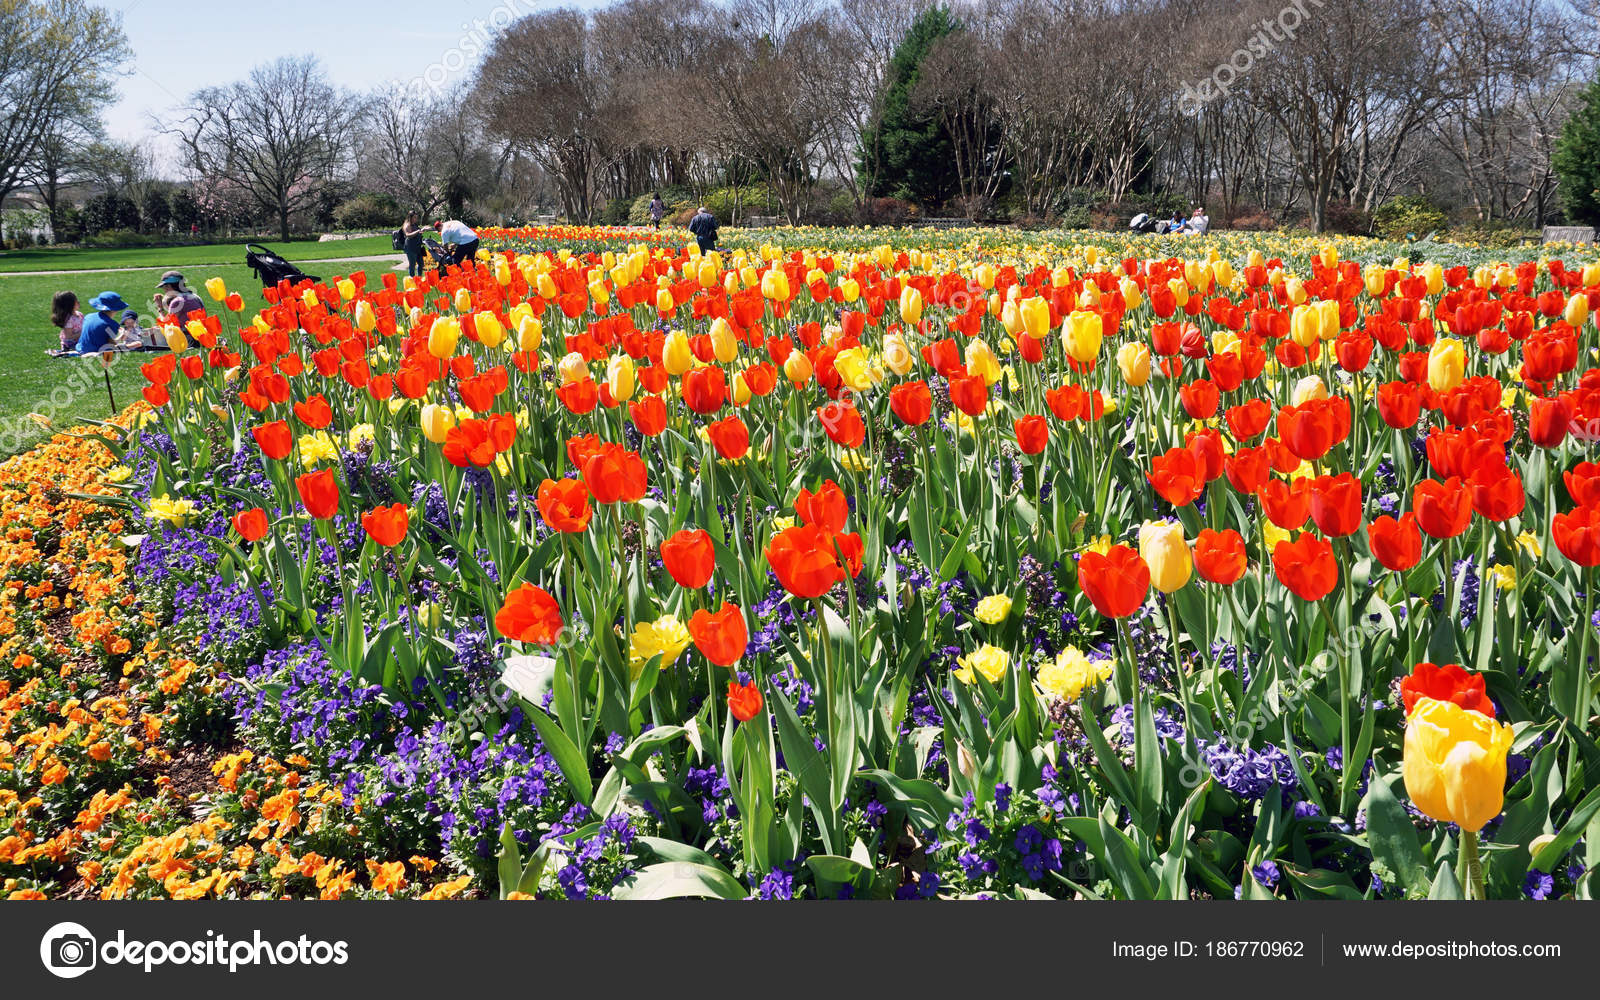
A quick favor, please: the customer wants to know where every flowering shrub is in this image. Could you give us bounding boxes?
[8,227,1600,900]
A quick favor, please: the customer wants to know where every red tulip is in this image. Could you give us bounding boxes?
[295,468,340,520]
[1148,447,1204,507]
[1529,395,1573,449]
[537,478,592,533]
[496,583,563,644]
[1259,477,1311,530]
[1178,379,1219,419]
[1553,505,1600,566]
[1309,473,1363,537]
[361,502,409,547]
[1185,429,1225,482]
[1413,477,1473,538]
[726,679,763,722]
[889,381,932,425]
[766,524,846,599]
[795,480,849,533]
[1376,381,1423,429]
[1367,512,1422,572]
[1467,463,1525,522]
[682,366,727,414]
[581,443,648,504]
[707,415,750,460]
[293,394,333,429]
[948,372,988,417]
[1193,528,1247,585]
[1278,397,1350,461]
[252,420,294,461]
[1224,399,1272,440]
[232,507,269,542]
[1014,415,1049,455]
[630,395,668,437]
[1077,545,1150,618]
[819,400,866,448]
[1271,533,1338,601]
[1400,662,1494,718]
[556,377,599,414]
[660,528,716,588]
[1566,462,1600,507]
[1224,446,1272,495]
[689,603,748,666]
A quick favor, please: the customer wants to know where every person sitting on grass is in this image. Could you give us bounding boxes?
[120,310,166,350]
[153,271,205,324]
[51,291,84,351]
[76,292,130,354]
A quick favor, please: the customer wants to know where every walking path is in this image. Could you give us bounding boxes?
[0,253,407,278]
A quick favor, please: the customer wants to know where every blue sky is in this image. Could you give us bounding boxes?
[107,0,605,162]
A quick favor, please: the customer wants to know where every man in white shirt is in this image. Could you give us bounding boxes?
[433,219,480,266]
[1187,207,1210,235]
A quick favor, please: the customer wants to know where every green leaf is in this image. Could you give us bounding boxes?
[521,701,594,806]
[1363,768,1430,896]
[614,862,746,900]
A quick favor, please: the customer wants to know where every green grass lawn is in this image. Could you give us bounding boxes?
[0,235,399,274]
[0,257,399,457]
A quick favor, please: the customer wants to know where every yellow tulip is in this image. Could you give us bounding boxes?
[841,278,861,303]
[1364,265,1386,298]
[1584,261,1600,287]
[474,312,504,349]
[1565,294,1588,329]
[1427,337,1466,393]
[1019,296,1051,339]
[974,263,996,290]
[1319,245,1338,270]
[558,352,589,384]
[517,316,543,352]
[587,280,609,306]
[453,287,473,312]
[301,287,320,310]
[760,268,790,301]
[1289,303,1321,347]
[1000,300,1022,337]
[732,370,753,406]
[1292,375,1329,406]
[606,354,636,402]
[965,339,1002,387]
[428,318,460,359]
[1316,299,1341,340]
[1211,259,1234,288]
[835,347,878,392]
[1402,697,1513,832]
[536,272,558,299]
[899,285,924,324]
[420,404,456,443]
[663,331,694,376]
[783,350,813,384]
[354,300,376,333]
[494,258,512,287]
[1138,520,1191,593]
[165,324,189,353]
[1167,277,1189,308]
[204,277,227,302]
[1062,310,1103,364]
[1117,342,1151,387]
[1118,276,1141,311]
[710,317,738,364]
[883,331,914,376]
[1284,277,1306,306]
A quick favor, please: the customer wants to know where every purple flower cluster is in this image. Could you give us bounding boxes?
[1199,740,1299,801]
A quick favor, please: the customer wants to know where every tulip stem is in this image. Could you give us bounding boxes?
[1458,829,1484,901]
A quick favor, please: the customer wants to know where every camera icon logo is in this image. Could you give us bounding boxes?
[39,922,97,979]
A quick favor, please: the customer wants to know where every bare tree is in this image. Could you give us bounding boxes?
[166,56,367,240]
[0,0,127,213]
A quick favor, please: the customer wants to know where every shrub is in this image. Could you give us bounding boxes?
[1372,196,1448,241]
[332,193,403,231]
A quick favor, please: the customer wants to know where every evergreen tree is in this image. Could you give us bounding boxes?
[858,6,961,211]
[1553,73,1600,227]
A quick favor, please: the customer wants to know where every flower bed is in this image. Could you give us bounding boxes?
[7,228,1600,900]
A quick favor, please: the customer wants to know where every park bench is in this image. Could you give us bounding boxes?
[1542,225,1595,244]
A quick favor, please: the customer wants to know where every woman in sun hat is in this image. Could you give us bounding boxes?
[76,292,129,354]
[153,271,205,324]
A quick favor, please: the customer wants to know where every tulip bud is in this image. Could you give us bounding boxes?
[663,331,694,376]
[732,370,753,406]
[494,258,512,287]
[1000,300,1022,336]
[165,324,189,353]
[1290,303,1321,347]
[205,276,227,302]
[1119,276,1141,310]
[1319,245,1338,270]
[1117,342,1151,387]
[1364,265,1386,298]
[1212,259,1234,288]
[536,272,558,299]
[420,404,456,443]
[354,300,376,333]
[454,287,473,312]
[1139,520,1192,593]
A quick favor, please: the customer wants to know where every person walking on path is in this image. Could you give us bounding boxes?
[649,194,666,229]
[434,219,480,266]
[688,206,718,254]
[401,211,426,277]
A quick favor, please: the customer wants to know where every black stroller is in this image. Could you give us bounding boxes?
[245,243,321,287]
[422,238,456,275]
